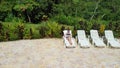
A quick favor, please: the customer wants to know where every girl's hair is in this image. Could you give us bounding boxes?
[67,27,70,30]
[67,27,70,33]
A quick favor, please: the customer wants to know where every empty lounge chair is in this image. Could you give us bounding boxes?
[90,30,106,47]
[105,30,120,48]
[77,30,91,48]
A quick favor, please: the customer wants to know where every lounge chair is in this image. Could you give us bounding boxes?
[105,30,120,48]
[90,30,106,47]
[77,30,91,48]
[63,30,76,48]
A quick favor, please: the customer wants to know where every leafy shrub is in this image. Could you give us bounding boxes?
[1,22,73,41]
[47,22,61,37]
[114,22,120,32]
[32,28,39,39]
[42,15,48,21]
[4,31,10,41]
[2,23,18,41]
[61,26,65,36]
[99,24,105,36]
[39,24,48,38]
[91,22,100,30]
[0,23,12,41]
[113,21,120,37]
[16,23,25,39]
[78,20,88,30]
[8,24,18,41]
[23,29,31,39]
[53,15,80,26]
[29,28,33,39]
[72,26,77,37]
[5,14,24,23]
[54,15,69,25]
[0,22,4,41]
[0,22,3,34]
[74,19,92,35]
[106,22,114,30]
[24,23,40,39]
[18,24,35,39]
[39,21,62,38]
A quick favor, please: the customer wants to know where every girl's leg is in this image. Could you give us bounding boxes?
[68,37,72,45]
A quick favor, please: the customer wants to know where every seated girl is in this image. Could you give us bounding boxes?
[66,28,72,45]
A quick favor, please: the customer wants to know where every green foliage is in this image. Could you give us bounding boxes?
[39,21,62,38]
[99,24,105,36]
[5,14,24,23]
[0,22,4,41]
[15,23,25,39]
[29,28,33,39]
[39,23,48,38]
[0,2,11,12]
[91,22,100,30]
[0,22,41,41]
[106,21,120,37]
[0,22,3,34]
[32,28,39,39]
[53,15,80,26]
[47,22,61,37]
[114,22,120,37]
[78,20,87,30]
[0,0,120,23]
[0,22,15,41]
[24,23,40,39]
[0,0,120,41]
[23,29,31,39]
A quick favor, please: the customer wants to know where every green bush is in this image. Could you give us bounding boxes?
[0,23,13,41]
[39,21,62,38]
[0,22,3,33]
[0,22,4,41]
[99,24,105,36]
[29,28,33,39]
[23,28,31,39]
[53,15,80,26]
[0,22,74,42]
[91,22,100,30]
[24,23,40,39]
[5,14,24,23]
[113,21,120,37]
[39,23,48,38]
[4,19,119,41]
[2,23,17,41]
[17,23,25,39]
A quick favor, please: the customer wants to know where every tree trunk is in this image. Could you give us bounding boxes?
[90,0,101,21]
[101,14,105,19]
[75,7,77,17]
[27,14,31,23]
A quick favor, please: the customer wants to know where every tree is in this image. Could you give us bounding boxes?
[13,0,39,23]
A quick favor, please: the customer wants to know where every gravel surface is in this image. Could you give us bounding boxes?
[0,38,120,68]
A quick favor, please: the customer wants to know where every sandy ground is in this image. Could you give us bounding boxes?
[0,38,120,68]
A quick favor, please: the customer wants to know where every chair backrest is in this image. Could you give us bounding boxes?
[105,30,114,41]
[63,30,72,37]
[77,30,86,39]
[90,30,100,39]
